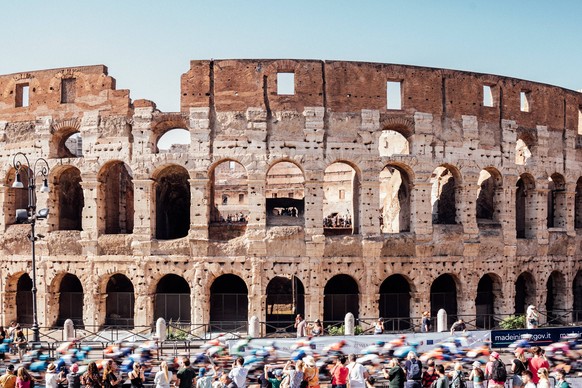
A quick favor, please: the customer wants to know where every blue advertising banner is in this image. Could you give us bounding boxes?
[491,326,582,348]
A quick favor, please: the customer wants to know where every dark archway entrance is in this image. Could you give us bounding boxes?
[546,271,566,325]
[155,165,190,240]
[475,274,500,329]
[324,275,359,323]
[515,272,536,315]
[573,271,582,323]
[430,274,457,326]
[379,275,411,331]
[100,162,134,234]
[58,274,83,327]
[155,275,191,323]
[210,275,248,332]
[266,276,305,333]
[105,274,134,327]
[16,274,32,325]
[56,167,84,231]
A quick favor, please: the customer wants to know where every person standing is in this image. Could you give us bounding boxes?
[421,312,431,333]
[128,363,145,388]
[433,365,448,388]
[347,354,369,388]
[403,352,422,388]
[536,368,550,388]
[229,356,249,388]
[294,315,307,338]
[449,319,466,335]
[374,319,384,335]
[511,348,527,388]
[485,352,506,388]
[154,361,173,388]
[526,306,539,329]
[15,368,33,388]
[81,362,102,388]
[67,364,82,388]
[527,347,549,385]
[554,369,570,388]
[421,359,438,388]
[0,364,17,388]
[383,358,405,388]
[449,363,465,388]
[46,363,63,388]
[177,357,196,388]
[102,360,121,388]
[468,361,484,388]
[196,368,214,388]
[330,356,348,388]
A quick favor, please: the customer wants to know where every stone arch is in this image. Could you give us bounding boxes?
[430,273,459,326]
[16,273,33,325]
[97,161,134,234]
[265,276,305,333]
[153,164,190,240]
[49,165,83,231]
[323,161,359,235]
[4,167,30,227]
[56,273,84,327]
[266,160,305,226]
[209,159,249,240]
[324,274,359,322]
[104,273,134,327]
[379,118,414,138]
[154,274,191,323]
[476,167,503,225]
[547,173,566,229]
[546,270,567,324]
[515,271,536,315]
[150,114,190,153]
[209,274,248,331]
[573,270,582,323]
[575,177,582,229]
[378,130,410,157]
[516,173,536,239]
[379,274,412,331]
[475,273,503,329]
[49,120,82,158]
[515,128,536,166]
[379,163,412,233]
[431,165,461,225]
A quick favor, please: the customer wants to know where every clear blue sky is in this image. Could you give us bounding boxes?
[2,0,580,112]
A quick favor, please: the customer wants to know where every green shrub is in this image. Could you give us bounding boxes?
[499,315,526,329]
[326,324,364,336]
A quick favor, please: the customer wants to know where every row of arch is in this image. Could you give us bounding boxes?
[7,158,582,240]
[12,269,582,330]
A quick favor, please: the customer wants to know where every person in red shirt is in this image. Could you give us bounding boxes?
[528,347,549,385]
[330,356,349,388]
[421,359,438,388]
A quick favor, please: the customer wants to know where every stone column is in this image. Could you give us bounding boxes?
[189,177,209,256]
[0,186,10,232]
[246,176,267,256]
[565,183,577,237]
[304,176,325,258]
[132,179,155,256]
[359,177,380,237]
[535,187,549,244]
[191,264,207,336]
[248,257,264,335]
[79,177,99,255]
[502,175,518,251]
[133,283,150,327]
[411,176,433,256]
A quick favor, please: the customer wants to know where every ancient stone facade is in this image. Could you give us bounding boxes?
[1,60,582,333]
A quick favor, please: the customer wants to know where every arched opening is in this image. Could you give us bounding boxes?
[379,165,411,233]
[573,271,582,323]
[546,271,567,325]
[57,274,83,327]
[105,274,134,327]
[265,276,305,333]
[155,165,190,240]
[266,162,305,226]
[378,130,410,157]
[515,138,532,165]
[209,274,248,332]
[575,178,582,229]
[476,168,502,226]
[475,274,502,329]
[431,166,457,225]
[157,128,191,153]
[51,128,83,158]
[51,166,83,231]
[516,174,536,239]
[515,272,536,315]
[430,274,457,326]
[379,275,411,331]
[16,273,32,325]
[209,160,249,240]
[547,173,566,229]
[99,162,134,234]
[324,275,359,323]
[323,162,358,235]
[5,167,30,227]
[154,274,191,323]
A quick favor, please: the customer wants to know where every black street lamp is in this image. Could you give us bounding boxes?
[11,152,50,343]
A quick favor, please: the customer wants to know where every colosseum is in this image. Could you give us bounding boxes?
[1,59,581,335]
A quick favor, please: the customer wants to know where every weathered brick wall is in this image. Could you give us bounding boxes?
[0,60,581,333]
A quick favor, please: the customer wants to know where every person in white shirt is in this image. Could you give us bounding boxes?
[346,354,369,388]
[228,357,248,388]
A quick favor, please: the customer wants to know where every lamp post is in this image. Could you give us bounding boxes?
[11,152,50,343]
